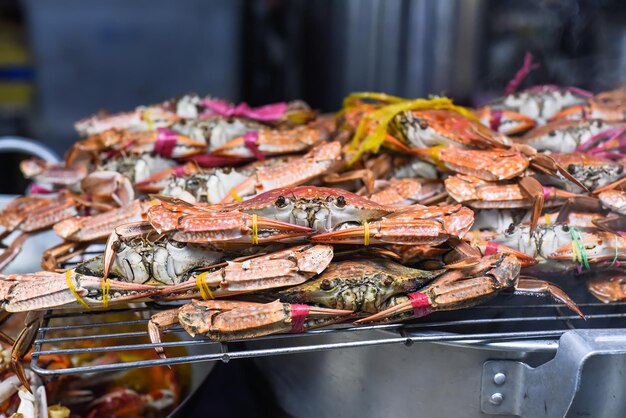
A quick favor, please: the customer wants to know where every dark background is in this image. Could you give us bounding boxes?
[2,0,626,154]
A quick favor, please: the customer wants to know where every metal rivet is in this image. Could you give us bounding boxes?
[490,393,504,405]
[493,372,506,385]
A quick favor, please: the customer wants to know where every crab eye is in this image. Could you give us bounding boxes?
[320,279,335,290]
[548,130,556,137]
[336,196,346,207]
[275,196,287,208]
[187,178,200,189]
[170,240,187,248]
[418,120,429,130]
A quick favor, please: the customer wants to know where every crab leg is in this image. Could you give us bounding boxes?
[3,271,157,312]
[181,299,352,341]
[54,199,149,242]
[220,141,341,202]
[0,232,29,272]
[587,276,626,303]
[312,206,474,245]
[157,244,333,299]
[11,311,43,392]
[211,125,326,159]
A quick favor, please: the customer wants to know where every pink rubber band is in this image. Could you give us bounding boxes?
[504,52,539,95]
[484,241,499,256]
[200,99,288,122]
[408,292,432,318]
[30,184,56,195]
[181,154,250,168]
[173,165,187,176]
[578,126,626,152]
[243,131,265,160]
[290,304,310,333]
[543,187,554,200]
[154,128,178,158]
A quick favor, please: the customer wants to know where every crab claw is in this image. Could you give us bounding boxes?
[211,125,326,159]
[514,277,584,318]
[180,299,352,341]
[474,107,536,135]
[81,171,135,207]
[134,162,200,194]
[311,219,452,246]
[471,240,538,268]
[549,231,626,265]
[4,271,157,312]
[172,211,313,244]
[587,276,626,303]
[103,221,157,278]
[158,245,333,299]
[312,206,473,246]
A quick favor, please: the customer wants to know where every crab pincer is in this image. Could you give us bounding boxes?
[311,205,474,245]
[149,299,352,356]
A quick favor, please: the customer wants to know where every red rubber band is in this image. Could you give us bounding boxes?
[484,241,499,256]
[290,304,310,333]
[154,128,178,158]
[490,110,503,132]
[408,292,432,318]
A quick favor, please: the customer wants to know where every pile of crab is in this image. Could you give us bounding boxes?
[4,55,626,403]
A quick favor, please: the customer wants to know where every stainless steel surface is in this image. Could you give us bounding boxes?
[249,298,626,418]
[481,330,626,417]
[0,137,60,163]
[0,137,63,274]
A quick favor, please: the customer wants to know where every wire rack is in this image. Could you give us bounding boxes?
[30,299,626,376]
[28,248,626,376]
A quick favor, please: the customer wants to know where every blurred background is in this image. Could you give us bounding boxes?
[0,0,626,190]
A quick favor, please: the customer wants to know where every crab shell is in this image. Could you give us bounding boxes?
[395,109,508,149]
[518,119,616,153]
[277,259,444,313]
[225,186,404,232]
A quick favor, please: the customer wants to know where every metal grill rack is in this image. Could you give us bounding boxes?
[30,299,626,376]
[29,250,626,376]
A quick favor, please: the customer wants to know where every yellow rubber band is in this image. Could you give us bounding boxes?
[427,145,448,170]
[251,214,260,245]
[143,109,154,130]
[230,190,243,202]
[544,213,552,225]
[363,220,370,246]
[346,96,479,164]
[101,278,111,309]
[196,272,214,300]
[65,270,90,310]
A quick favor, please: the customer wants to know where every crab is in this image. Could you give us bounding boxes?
[479,85,593,125]
[356,253,582,324]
